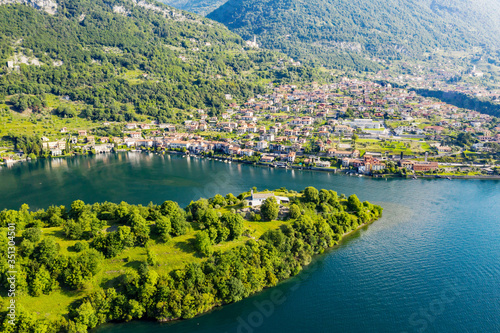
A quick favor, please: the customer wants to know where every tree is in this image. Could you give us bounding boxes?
[74,301,99,330]
[225,193,239,205]
[260,197,279,221]
[289,204,301,219]
[223,277,246,303]
[221,212,244,240]
[146,249,158,266]
[155,216,171,242]
[194,231,213,257]
[23,227,42,243]
[303,186,319,203]
[209,194,227,207]
[319,189,331,203]
[347,194,363,213]
[33,236,60,265]
[127,209,151,245]
[161,201,188,236]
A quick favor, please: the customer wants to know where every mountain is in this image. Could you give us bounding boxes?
[208,0,500,70]
[158,0,227,15]
[0,0,316,123]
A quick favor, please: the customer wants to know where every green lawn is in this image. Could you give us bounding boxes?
[15,217,288,320]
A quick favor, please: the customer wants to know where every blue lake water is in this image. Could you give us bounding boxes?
[1,153,499,333]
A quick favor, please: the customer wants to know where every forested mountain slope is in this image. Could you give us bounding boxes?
[208,0,500,70]
[0,0,315,122]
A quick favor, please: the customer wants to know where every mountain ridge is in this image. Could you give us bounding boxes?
[208,0,500,69]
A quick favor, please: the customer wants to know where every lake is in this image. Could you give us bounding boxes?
[1,153,499,333]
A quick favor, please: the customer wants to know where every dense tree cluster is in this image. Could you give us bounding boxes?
[0,198,190,309]
[7,133,43,156]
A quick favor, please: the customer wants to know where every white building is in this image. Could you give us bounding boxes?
[344,119,382,129]
[246,190,290,207]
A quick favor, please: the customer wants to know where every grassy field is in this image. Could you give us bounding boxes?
[0,98,102,142]
[14,215,287,321]
[355,139,433,155]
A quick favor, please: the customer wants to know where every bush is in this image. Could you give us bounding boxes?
[23,227,42,243]
[74,241,89,252]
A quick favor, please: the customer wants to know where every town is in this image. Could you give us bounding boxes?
[1,78,499,177]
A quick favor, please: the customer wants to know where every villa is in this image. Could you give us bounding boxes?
[246,190,290,207]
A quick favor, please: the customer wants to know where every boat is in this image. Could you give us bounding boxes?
[447,177,452,180]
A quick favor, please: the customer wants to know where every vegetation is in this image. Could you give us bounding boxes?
[412,88,500,118]
[0,186,382,332]
[208,0,500,70]
[159,0,228,16]
[0,0,321,125]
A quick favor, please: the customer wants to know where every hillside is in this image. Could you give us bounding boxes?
[208,0,500,70]
[0,0,317,124]
[158,0,227,15]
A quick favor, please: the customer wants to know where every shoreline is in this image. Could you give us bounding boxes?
[93,214,380,331]
[2,150,499,180]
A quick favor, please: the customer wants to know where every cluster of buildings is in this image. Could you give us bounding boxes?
[3,78,499,174]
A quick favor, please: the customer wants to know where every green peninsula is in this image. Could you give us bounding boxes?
[0,186,382,332]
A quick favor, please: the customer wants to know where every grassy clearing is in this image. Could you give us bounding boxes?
[0,104,101,141]
[16,217,288,320]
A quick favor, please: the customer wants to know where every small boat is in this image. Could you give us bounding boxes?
[447,177,452,180]
[358,174,362,177]
[412,175,417,180]
[228,161,232,164]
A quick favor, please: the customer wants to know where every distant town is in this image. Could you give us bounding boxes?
[2,78,499,177]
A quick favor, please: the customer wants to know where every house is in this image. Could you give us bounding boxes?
[413,162,439,172]
[60,127,68,133]
[316,161,331,168]
[327,149,359,158]
[287,152,296,163]
[169,140,191,150]
[241,149,255,157]
[260,155,274,163]
[137,139,154,147]
[228,147,241,155]
[43,140,66,151]
[438,146,452,153]
[130,132,141,139]
[334,125,354,134]
[126,123,137,130]
[50,148,63,156]
[94,144,113,153]
[256,141,268,151]
[246,190,290,207]
[78,130,87,136]
[260,133,275,142]
[424,126,445,133]
[399,160,415,170]
[344,119,382,129]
